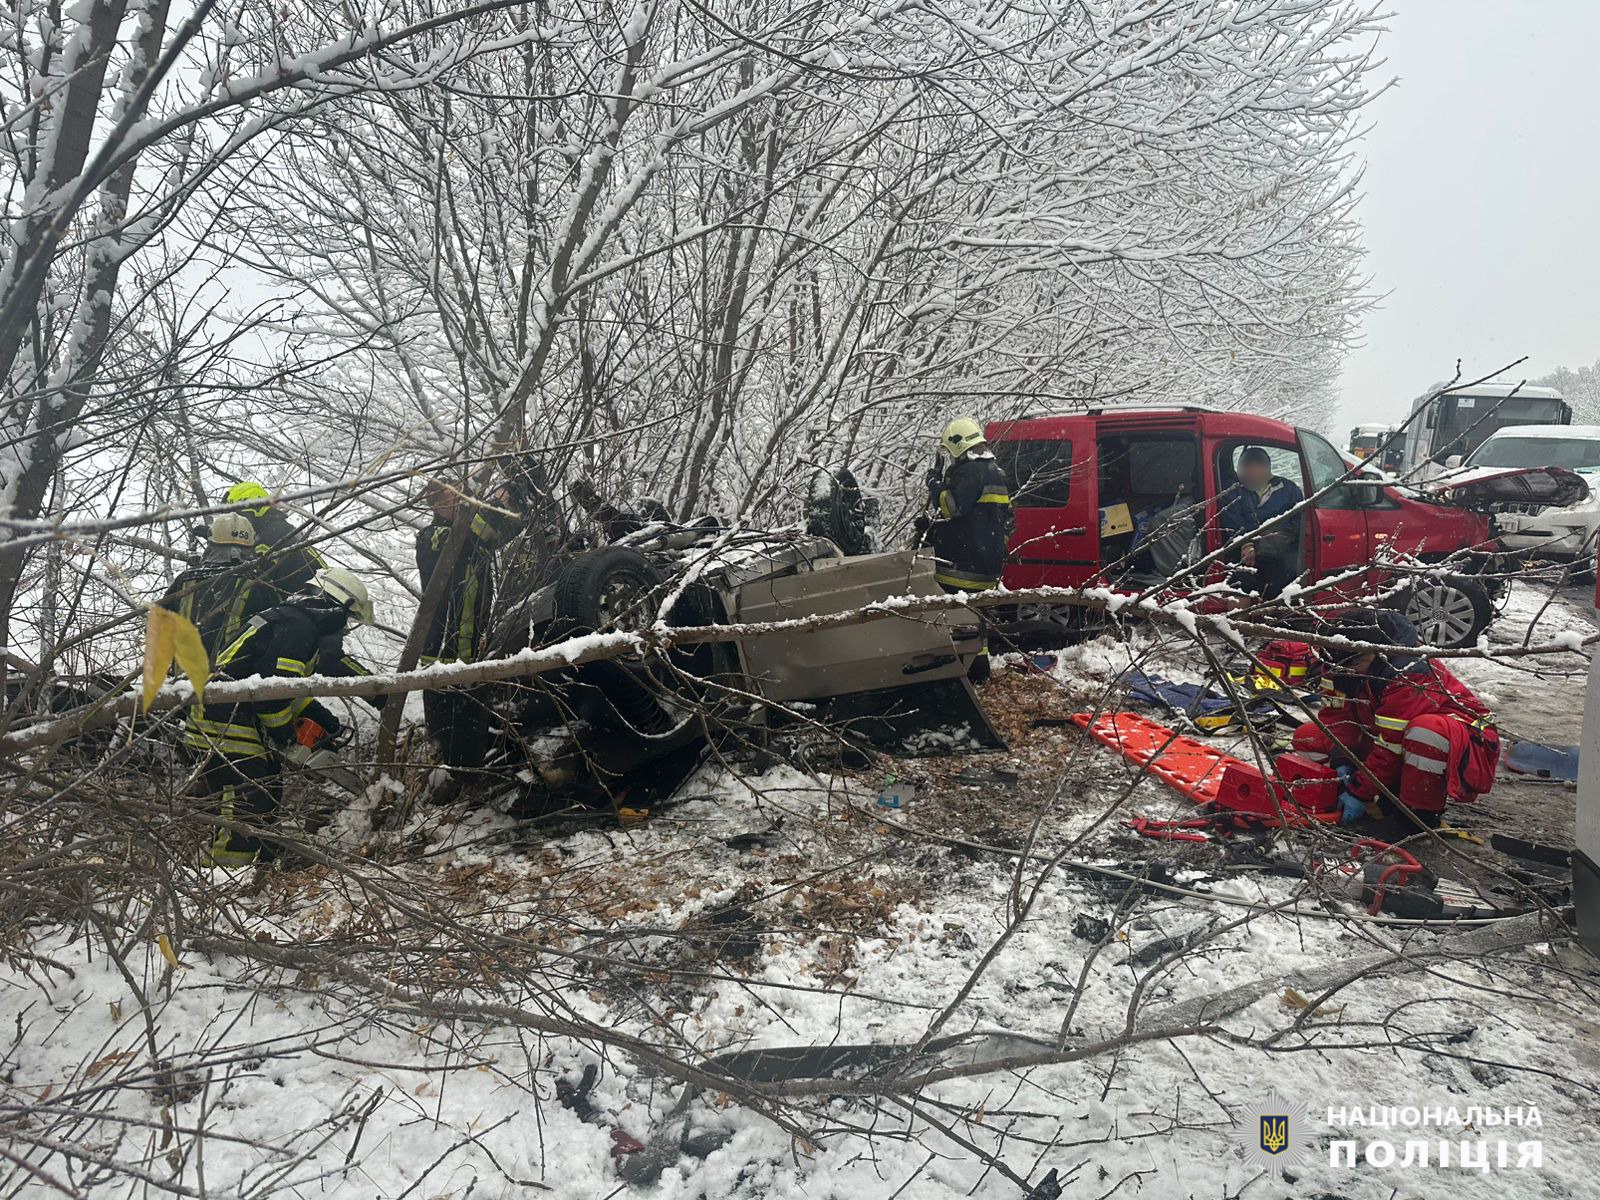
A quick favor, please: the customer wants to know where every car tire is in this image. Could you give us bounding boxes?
[574,660,677,736]
[1570,532,1600,584]
[552,546,666,634]
[660,582,735,680]
[805,466,873,556]
[1392,574,1494,649]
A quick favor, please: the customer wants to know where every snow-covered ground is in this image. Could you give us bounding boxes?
[5,583,1599,1199]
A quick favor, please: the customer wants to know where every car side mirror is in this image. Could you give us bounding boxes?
[1345,480,1385,507]
[1445,454,1463,469]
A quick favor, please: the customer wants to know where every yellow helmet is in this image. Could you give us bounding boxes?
[311,568,374,625]
[225,481,272,515]
[208,513,255,547]
[940,417,986,459]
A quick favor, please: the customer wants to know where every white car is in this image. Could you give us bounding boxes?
[1453,424,1600,566]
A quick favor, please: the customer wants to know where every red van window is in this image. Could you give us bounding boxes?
[992,439,1074,508]
[1099,433,1202,566]
[1298,428,1373,510]
[1100,434,1201,514]
[1216,441,1302,493]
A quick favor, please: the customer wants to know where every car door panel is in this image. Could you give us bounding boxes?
[1298,428,1379,599]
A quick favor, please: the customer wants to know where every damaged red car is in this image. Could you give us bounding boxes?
[985,406,1588,648]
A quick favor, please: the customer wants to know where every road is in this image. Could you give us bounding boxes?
[1453,580,1590,848]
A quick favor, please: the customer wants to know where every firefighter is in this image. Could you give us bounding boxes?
[189,568,380,866]
[1292,611,1499,830]
[223,481,326,600]
[159,513,272,659]
[1218,447,1303,599]
[923,417,1013,682]
[416,480,512,776]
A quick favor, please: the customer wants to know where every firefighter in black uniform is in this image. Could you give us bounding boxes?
[415,481,513,777]
[159,513,274,659]
[224,481,326,602]
[925,417,1013,682]
[189,568,380,866]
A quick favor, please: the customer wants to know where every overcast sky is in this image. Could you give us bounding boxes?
[1336,0,1600,429]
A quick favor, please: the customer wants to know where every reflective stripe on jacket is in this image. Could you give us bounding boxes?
[1347,660,1496,802]
[187,601,374,757]
[159,561,272,660]
[416,509,506,664]
[929,453,1013,590]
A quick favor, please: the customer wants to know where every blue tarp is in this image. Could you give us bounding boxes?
[1504,740,1580,781]
[1125,671,1281,725]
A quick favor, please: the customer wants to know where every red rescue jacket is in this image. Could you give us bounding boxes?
[1348,660,1498,802]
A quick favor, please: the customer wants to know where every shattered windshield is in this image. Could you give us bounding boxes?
[1469,436,1600,471]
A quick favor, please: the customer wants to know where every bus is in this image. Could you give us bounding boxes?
[1398,383,1570,478]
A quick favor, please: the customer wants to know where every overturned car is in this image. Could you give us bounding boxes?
[514,522,1002,801]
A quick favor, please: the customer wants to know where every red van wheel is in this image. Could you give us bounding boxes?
[1396,575,1493,649]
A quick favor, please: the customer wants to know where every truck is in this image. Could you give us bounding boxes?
[1348,423,1405,472]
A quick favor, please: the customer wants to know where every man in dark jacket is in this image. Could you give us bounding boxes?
[160,513,273,659]
[416,481,513,774]
[925,416,1013,680]
[189,568,380,866]
[1218,447,1303,599]
[224,481,326,601]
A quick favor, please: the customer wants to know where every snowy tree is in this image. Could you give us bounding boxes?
[0,0,1387,668]
[233,0,1381,523]
[0,0,584,663]
[1539,357,1600,423]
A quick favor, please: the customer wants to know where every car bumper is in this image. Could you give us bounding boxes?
[1493,513,1600,559]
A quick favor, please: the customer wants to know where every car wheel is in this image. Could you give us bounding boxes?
[658,581,741,682]
[1395,575,1493,649]
[573,660,678,736]
[805,466,873,556]
[1008,602,1103,649]
[552,546,666,634]
[1570,532,1600,583]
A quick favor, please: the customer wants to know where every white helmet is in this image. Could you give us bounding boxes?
[209,512,256,547]
[940,416,986,459]
[311,568,374,625]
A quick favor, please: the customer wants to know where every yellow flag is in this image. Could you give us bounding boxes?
[156,933,180,969]
[142,606,211,710]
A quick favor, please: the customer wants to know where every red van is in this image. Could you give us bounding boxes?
[985,407,1583,648]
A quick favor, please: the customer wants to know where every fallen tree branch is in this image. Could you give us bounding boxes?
[6,584,1592,755]
[699,914,1562,1097]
